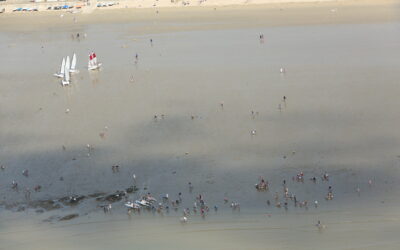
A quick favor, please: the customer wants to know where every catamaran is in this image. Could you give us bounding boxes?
[88,52,102,70]
[54,57,66,78]
[62,56,71,86]
[69,53,79,74]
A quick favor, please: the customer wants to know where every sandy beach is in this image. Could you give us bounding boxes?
[1,0,400,249]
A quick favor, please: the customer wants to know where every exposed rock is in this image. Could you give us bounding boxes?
[96,191,126,202]
[43,215,57,222]
[126,185,139,193]
[30,200,62,211]
[59,213,79,221]
[17,206,25,212]
[88,192,106,198]
[5,203,20,210]
[59,196,86,206]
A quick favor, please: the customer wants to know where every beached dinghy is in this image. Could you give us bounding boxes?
[54,57,65,78]
[61,56,70,86]
[125,202,140,209]
[69,53,79,74]
[88,52,102,70]
[135,199,151,207]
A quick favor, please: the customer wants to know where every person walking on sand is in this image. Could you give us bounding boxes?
[316,220,325,231]
[356,187,361,196]
[259,34,264,43]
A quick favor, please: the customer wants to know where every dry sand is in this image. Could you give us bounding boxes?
[1,0,400,249]
[0,0,399,32]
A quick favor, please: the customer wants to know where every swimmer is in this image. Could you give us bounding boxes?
[311,176,317,183]
[22,169,29,177]
[12,180,18,190]
[132,174,136,184]
[163,193,169,201]
[24,188,31,200]
[188,182,193,192]
[274,192,279,202]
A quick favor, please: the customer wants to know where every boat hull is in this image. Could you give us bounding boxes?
[61,80,70,86]
[88,63,102,71]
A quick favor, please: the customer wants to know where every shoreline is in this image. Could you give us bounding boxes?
[0,0,398,32]
[0,0,385,13]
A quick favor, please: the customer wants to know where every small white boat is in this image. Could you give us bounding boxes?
[69,53,79,74]
[88,52,102,70]
[62,56,70,86]
[135,199,150,207]
[53,57,65,78]
[125,202,140,209]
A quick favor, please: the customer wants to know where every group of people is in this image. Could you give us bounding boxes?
[3,157,374,232]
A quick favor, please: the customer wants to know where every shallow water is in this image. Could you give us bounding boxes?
[1,201,400,250]
[1,13,400,249]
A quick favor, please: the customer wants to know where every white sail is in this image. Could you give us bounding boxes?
[65,56,70,82]
[88,53,93,68]
[71,53,76,70]
[60,57,66,75]
[93,53,97,65]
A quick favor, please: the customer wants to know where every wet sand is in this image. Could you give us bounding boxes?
[1,0,400,249]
